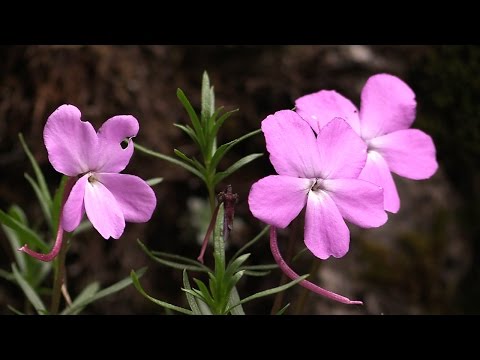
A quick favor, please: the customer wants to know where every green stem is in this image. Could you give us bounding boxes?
[50,237,69,314]
[207,184,216,215]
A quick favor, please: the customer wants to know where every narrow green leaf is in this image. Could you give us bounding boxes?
[61,282,100,315]
[240,264,278,271]
[182,270,202,315]
[135,143,205,181]
[5,205,46,282]
[276,303,291,315]
[210,129,262,171]
[0,209,48,252]
[211,109,239,139]
[227,287,245,315]
[209,140,236,172]
[62,268,147,315]
[72,220,93,236]
[173,148,196,166]
[226,274,309,313]
[214,153,263,186]
[242,270,272,277]
[173,149,206,172]
[229,270,245,288]
[149,252,211,271]
[8,204,27,223]
[4,205,47,283]
[147,256,207,272]
[184,287,203,298]
[204,106,224,155]
[51,176,68,232]
[146,178,164,186]
[19,133,52,207]
[230,225,270,264]
[0,269,15,282]
[209,85,215,118]
[226,253,251,276]
[93,268,147,299]
[208,106,224,131]
[201,71,214,123]
[182,288,207,302]
[213,203,225,269]
[2,208,27,272]
[197,298,214,315]
[131,270,193,315]
[24,173,51,224]
[173,123,201,146]
[8,305,25,315]
[35,262,52,287]
[176,88,205,146]
[138,240,210,272]
[292,247,309,263]
[193,278,215,305]
[12,263,47,315]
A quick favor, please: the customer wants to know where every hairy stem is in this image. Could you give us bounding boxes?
[197,202,220,264]
[270,216,302,314]
[269,227,363,306]
[18,177,76,262]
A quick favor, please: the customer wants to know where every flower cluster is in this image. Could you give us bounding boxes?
[10,72,438,313]
[248,73,438,303]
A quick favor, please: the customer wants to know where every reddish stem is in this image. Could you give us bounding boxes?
[18,177,76,262]
[197,202,221,264]
[269,226,363,306]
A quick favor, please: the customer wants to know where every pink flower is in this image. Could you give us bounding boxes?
[295,73,438,213]
[44,104,156,239]
[248,110,387,260]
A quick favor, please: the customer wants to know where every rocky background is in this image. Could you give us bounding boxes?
[0,45,478,314]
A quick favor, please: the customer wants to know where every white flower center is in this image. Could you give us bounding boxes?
[87,172,98,184]
[311,178,324,192]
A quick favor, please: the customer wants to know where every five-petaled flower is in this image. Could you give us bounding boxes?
[44,104,156,239]
[295,73,438,213]
[248,111,387,260]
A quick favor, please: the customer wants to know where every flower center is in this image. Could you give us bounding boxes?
[311,178,324,192]
[88,173,98,184]
[366,139,377,153]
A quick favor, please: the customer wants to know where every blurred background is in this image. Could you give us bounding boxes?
[0,45,478,314]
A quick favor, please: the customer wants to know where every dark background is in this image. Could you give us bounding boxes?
[0,45,478,314]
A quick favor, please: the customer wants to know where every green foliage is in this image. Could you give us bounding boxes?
[136,196,296,315]
[135,71,262,211]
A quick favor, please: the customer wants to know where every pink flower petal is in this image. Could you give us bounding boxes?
[248,175,312,228]
[359,151,400,213]
[62,174,88,232]
[84,178,125,239]
[98,115,139,143]
[96,115,140,173]
[369,129,438,180]
[261,110,323,178]
[316,118,367,179]
[295,90,361,134]
[96,173,156,222]
[304,191,349,259]
[323,178,387,228]
[359,74,416,140]
[43,104,98,176]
